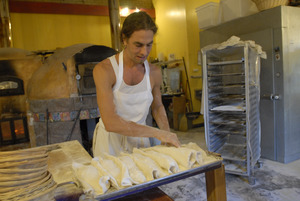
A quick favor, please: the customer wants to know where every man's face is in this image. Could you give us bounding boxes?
[124,30,154,64]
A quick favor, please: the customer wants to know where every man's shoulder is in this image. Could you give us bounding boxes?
[148,62,160,73]
[94,58,112,71]
[93,58,115,77]
[148,62,162,86]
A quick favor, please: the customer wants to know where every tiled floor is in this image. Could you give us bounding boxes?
[159,127,300,201]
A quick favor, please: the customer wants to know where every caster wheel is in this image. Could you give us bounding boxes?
[248,176,256,185]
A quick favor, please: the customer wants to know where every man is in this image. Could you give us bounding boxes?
[92,11,180,157]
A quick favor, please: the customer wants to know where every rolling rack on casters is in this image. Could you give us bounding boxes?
[202,39,265,184]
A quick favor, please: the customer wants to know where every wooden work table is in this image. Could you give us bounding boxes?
[44,140,226,201]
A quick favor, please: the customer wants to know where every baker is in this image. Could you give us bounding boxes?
[92,11,180,157]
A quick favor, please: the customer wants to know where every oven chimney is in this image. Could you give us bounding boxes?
[108,0,121,52]
[0,0,12,47]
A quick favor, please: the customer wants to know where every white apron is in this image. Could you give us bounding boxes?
[93,51,153,157]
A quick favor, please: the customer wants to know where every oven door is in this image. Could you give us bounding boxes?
[77,62,98,95]
[0,76,24,96]
[0,116,30,145]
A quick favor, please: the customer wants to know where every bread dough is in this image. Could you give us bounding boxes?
[92,154,133,189]
[142,145,200,170]
[102,153,133,188]
[133,148,179,174]
[91,158,118,189]
[121,152,167,181]
[73,143,219,197]
[182,142,216,165]
[118,155,146,184]
[72,162,110,195]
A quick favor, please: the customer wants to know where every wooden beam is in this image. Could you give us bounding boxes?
[9,1,109,16]
[8,1,155,18]
[1,0,12,47]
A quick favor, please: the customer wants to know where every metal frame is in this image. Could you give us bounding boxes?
[202,44,261,182]
[0,116,30,145]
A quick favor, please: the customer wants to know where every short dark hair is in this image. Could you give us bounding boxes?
[120,11,158,43]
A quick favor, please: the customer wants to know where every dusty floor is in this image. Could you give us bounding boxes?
[159,127,300,201]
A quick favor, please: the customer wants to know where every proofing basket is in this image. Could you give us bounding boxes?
[252,0,289,11]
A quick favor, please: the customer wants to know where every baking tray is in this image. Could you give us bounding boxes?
[95,157,222,201]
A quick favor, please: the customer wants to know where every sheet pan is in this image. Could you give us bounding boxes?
[95,157,222,201]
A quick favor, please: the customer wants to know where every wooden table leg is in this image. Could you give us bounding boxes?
[205,164,227,201]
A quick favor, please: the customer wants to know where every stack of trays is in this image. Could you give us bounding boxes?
[0,149,57,201]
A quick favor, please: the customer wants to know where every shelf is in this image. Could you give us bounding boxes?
[225,167,247,176]
[208,83,245,89]
[210,104,246,112]
[217,143,247,162]
[211,131,246,136]
[210,121,246,126]
[208,72,245,77]
[207,59,244,66]
[210,126,246,135]
[191,75,202,79]
[222,160,248,176]
[152,59,183,66]
[209,94,245,100]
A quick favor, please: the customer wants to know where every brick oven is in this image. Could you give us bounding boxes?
[26,44,116,154]
[0,48,42,150]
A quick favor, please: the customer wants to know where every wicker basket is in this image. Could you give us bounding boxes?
[252,0,289,11]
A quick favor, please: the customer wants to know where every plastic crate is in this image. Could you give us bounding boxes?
[195,2,220,29]
[220,0,258,23]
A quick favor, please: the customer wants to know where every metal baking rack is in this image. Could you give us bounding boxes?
[202,44,261,184]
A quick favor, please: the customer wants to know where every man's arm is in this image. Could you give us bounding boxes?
[150,64,171,132]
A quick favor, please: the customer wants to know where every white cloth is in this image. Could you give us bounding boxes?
[93,51,153,157]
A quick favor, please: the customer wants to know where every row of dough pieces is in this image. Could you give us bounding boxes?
[72,142,216,196]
